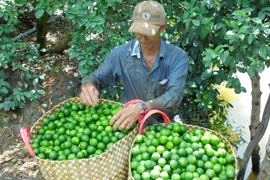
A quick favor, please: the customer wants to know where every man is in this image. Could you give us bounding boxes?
[80,1,188,131]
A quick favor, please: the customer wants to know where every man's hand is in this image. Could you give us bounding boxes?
[80,83,99,107]
[110,103,144,130]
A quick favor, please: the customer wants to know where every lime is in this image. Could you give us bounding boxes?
[86,146,96,155]
[166,141,174,150]
[186,164,196,173]
[162,151,171,160]
[160,171,169,179]
[161,164,170,172]
[187,154,197,164]
[171,174,181,180]
[71,137,80,145]
[137,165,146,174]
[204,161,213,170]
[169,159,178,169]
[141,152,150,160]
[57,154,67,160]
[158,158,167,168]
[225,154,235,164]
[199,174,210,180]
[37,153,46,159]
[131,161,140,169]
[79,141,88,150]
[48,151,58,160]
[156,145,165,154]
[147,146,156,154]
[206,169,216,178]
[68,153,76,160]
[142,171,151,179]
[151,152,161,161]
[71,145,80,154]
[178,157,188,168]
[159,136,168,145]
[210,134,221,146]
[226,168,236,179]
[213,163,223,174]
[150,169,160,179]
[144,160,156,170]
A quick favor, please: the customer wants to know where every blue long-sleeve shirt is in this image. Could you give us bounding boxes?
[82,39,188,118]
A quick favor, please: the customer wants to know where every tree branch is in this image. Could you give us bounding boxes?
[12,13,64,42]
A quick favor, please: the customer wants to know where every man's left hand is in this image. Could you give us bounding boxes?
[110,103,143,130]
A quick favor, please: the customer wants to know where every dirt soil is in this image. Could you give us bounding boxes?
[0,15,80,180]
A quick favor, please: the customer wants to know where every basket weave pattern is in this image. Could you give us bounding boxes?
[30,97,138,180]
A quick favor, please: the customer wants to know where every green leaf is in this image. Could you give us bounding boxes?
[256,61,265,73]
[258,46,267,59]
[192,20,200,26]
[251,17,262,24]
[33,78,39,86]
[92,16,105,23]
[200,26,210,38]
[236,66,246,73]
[233,10,247,17]
[15,0,26,5]
[230,21,239,30]
[202,18,212,25]
[37,90,45,95]
[201,69,213,80]
[86,22,97,28]
[35,9,45,19]
[247,65,255,77]
[247,35,254,44]
[95,26,103,33]
[238,26,249,33]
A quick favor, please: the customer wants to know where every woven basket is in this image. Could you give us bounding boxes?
[25,97,138,180]
[127,110,239,180]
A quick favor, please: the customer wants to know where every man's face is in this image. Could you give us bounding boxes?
[135,31,161,51]
[134,24,166,51]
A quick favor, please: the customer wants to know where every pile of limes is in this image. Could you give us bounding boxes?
[31,100,134,161]
[130,122,236,180]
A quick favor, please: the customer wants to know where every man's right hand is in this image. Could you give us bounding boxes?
[79,83,99,107]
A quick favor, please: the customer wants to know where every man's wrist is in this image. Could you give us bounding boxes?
[139,102,147,113]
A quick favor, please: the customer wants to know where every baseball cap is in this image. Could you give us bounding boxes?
[128,1,166,37]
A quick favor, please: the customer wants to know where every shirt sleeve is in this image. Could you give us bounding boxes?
[81,48,119,91]
[148,48,189,114]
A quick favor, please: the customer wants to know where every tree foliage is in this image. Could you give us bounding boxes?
[0,1,45,110]
[0,0,269,141]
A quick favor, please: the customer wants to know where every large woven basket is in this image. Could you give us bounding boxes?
[127,111,239,180]
[27,97,138,180]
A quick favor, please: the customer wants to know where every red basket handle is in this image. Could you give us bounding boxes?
[139,109,171,134]
[124,99,144,107]
[20,127,36,157]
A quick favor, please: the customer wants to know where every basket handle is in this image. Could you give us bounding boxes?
[139,109,171,134]
[20,127,36,157]
[124,99,144,107]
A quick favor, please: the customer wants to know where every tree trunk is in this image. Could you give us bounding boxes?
[237,91,270,180]
[250,72,262,173]
[257,134,270,180]
[36,12,49,55]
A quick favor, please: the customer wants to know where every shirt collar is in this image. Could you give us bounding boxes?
[131,39,166,59]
